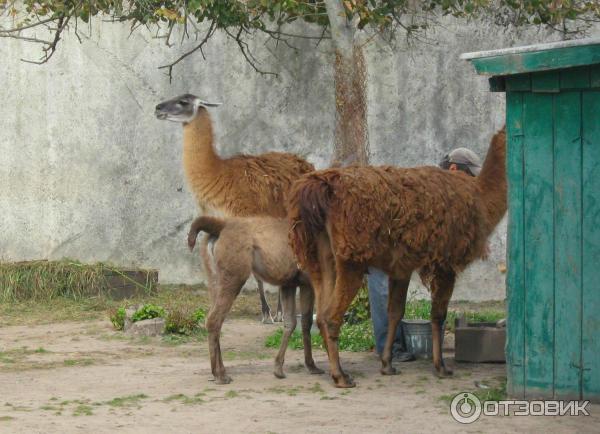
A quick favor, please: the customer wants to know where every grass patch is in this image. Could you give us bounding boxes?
[161,332,207,346]
[110,307,126,331]
[223,350,270,361]
[0,260,155,303]
[63,358,95,367]
[439,378,507,405]
[0,416,14,421]
[224,390,239,399]
[108,295,208,340]
[165,306,206,335]
[266,386,303,396]
[73,404,93,416]
[404,299,505,331]
[163,394,187,402]
[265,321,374,352]
[163,393,205,405]
[308,383,324,394]
[0,284,209,327]
[473,381,507,402]
[106,394,148,408]
[0,296,115,326]
[0,347,54,367]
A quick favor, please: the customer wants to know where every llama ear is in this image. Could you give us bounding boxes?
[197,100,222,108]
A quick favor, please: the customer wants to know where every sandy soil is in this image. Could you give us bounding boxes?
[0,318,597,433]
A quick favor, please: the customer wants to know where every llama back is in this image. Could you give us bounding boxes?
[225,152,315,218]
[289,166,488,270]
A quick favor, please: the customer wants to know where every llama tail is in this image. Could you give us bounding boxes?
[187,216,226,251]
[286,174,333,268]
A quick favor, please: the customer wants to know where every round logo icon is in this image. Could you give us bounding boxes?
[450,392,482,424]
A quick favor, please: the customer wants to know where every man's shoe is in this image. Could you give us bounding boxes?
[393,351,416,362]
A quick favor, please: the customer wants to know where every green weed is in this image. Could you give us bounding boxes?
[73,404,93,416]
[265,321,374,352]
[106,394,148,408]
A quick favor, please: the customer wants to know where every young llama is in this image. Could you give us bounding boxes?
[155,94,315,322]
[187,215,323,384]
[287,127,506,388]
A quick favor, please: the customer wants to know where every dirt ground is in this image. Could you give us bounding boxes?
[0,316,597,433]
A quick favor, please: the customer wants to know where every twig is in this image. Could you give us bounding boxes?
[158,20,217,82]
[19,15,69,64]
[225,26,277,77]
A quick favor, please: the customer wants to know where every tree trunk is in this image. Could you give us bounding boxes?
[325,0,370,167]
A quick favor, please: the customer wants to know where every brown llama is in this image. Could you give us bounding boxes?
[187,215,323,384]
[286,127,506,388]
[155,94,315,323]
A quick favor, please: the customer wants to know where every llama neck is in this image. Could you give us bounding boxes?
[182,110,222,202]
[477,128,507,231]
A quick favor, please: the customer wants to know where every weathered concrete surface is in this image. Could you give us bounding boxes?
[1,18,597,300]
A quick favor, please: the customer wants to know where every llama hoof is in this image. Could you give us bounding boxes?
[274,367,286,379]
[261,314,274,325]
[306,365,324,375]
[274,313,283,323]
[333,374,355,388]
[214,375,233,384]
[380,366,398,376]
[433,367,453,378]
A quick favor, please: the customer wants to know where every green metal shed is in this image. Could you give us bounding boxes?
[462,38,600,401]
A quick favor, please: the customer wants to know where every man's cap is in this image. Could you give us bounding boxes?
[440,147,482,176]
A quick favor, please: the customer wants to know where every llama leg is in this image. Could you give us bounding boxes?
[274,285,297,379]
[299,282,323,375]
[274,290,283,322]
[319,262,364,388]
[380,277,410,376]
[206,283,243,384]
[257,279,273,324]
[430,269,456,378]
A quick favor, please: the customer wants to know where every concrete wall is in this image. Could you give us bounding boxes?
[1,18,597,300]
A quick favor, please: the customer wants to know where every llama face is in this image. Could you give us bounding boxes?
[155,94,221,123]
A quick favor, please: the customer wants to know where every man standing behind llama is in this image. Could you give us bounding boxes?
[368,147,482,361]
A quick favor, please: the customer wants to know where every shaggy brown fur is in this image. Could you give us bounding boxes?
[183,110,315,217]
[287,127,506,387]
[187,215,323,384]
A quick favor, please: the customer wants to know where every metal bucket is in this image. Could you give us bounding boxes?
[402,319,434,359]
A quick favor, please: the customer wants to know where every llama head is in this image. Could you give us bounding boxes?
[155,94,221,123]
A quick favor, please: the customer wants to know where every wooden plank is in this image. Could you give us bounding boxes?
[591,64,600,88]
[532,71,560,93]
[582,91,600,400]
[553,91,583,400]
[523,92,555,398]
[506,91,526,398]
[469,44,600,76]
[506,74,531,92]
[560,67,591,90]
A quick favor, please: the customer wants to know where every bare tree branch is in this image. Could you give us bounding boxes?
[225,26,278,77]
[158,20,217,82]
[0,16,59,33]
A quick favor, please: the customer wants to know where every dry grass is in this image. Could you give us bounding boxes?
[0,259,156,302]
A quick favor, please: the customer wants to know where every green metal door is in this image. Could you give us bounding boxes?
[506,66,600,400]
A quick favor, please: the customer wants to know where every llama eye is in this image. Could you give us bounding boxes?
[180,100,190,106]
